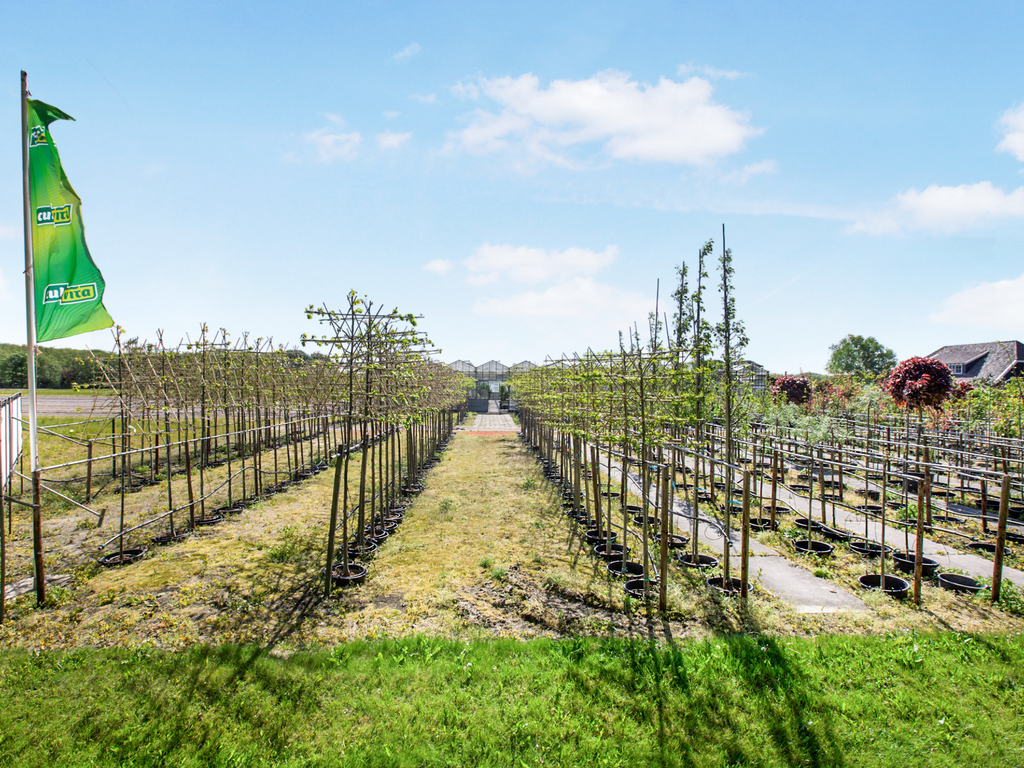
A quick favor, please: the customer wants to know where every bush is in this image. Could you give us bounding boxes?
[884,357,954,410]
[771,375,812,405]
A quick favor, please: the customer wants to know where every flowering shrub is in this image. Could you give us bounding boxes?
[884,357,954,410]
[771,374,812,405]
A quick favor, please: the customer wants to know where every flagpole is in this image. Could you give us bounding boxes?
[20,71,45,606]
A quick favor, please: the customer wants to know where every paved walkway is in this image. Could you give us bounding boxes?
[458,414,519,432]
[602,461,868,612]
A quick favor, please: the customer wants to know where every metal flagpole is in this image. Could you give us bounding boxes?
[20,71,45,605]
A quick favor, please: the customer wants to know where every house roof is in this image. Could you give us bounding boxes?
[926,341,1024,381]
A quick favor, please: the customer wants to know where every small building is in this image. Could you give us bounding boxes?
[926,341,1024,383]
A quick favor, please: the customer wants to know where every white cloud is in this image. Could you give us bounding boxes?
[411,93,437,104]
[451,81,480,100]
[850,182,1024,234]
[305,127,361,162]
[474,277,650,323]
[422,259,453,275]
[677,63,746,80]
[383,110,401,119]
[326,113,347,125]
[377,131,412,149]
[463,243,618,286]
[930,273,1024,329]
[392,43,421,63]
[447,70,761,167]
[722,159,777,185]
[997,104,1024,161]
[898,182,1024,232]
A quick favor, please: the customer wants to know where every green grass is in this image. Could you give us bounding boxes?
[0,632,1022,767]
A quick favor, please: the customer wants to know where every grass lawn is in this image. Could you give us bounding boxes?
[0,632,1022,767]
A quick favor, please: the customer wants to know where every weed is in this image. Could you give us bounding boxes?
[490,566,507,581]
[439,498,456,514]
[521,478,537,491]
[478,557,494,569]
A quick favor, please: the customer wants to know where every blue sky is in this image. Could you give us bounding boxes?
[1,1,1023,373]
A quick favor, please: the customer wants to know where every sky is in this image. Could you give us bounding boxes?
[1,1,1023,374]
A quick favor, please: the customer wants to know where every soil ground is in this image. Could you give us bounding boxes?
[2,425,1023,652]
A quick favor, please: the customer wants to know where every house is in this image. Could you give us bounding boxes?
[926,341,1024,383]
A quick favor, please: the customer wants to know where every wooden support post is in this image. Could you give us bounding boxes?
[85,440,94,504]
[913,481,925,606]
[992,474,1011,604]
[741,470,751,599]
[659,464,669,611]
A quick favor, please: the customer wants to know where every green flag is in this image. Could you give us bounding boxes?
[27,99,113,342]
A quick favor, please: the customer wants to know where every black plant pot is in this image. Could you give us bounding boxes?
[678,553,718,569]
[707,576,744,595]
[891,552,939,577]
[653,532,690,548]
[855,505,883,514]
[624,578,656,600]
[593,543,630,562]
[820,525,852,543]
[344,541,378,560]
[858,573,910,599]
[632,514,659,527]
[969,542,1012,558]
[931,514,965,525]
[848,539,892,558]
[794,517,825,533]
[213,504,245,515]
[99,547,147,567]
[194,514,224,527]
[326,562,368,587]
[793,539,834,556]
[584,529,618,546]
[1005,531,1024,545]
[607,560,644,579]
[152,528,190,546]
[748,517,776,532]
[938,573,985,594]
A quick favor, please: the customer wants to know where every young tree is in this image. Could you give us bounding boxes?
[826,334,897,376]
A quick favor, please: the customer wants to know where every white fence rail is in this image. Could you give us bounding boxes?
[1,393,22,492]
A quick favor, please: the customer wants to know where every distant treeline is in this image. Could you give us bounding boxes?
[0,343,111,389]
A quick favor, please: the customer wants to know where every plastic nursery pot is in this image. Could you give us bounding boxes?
[593,543,630,562]
[632,514,659,527]
[607,560,645,579]
[624,504,644,515]
[624,578,657,600]
[653,532,690,548]
[858,573,910,599]
[98,547,147,567]
[382,513,404,526]
[968,542,1012,557]
[325,562,369,587]
[1005,531,1024,545]
[194,513,224,527]
[402,484,425,496]
[931,514,966,525]
[706,576,744,595]
[213,504,245,515]
[678,553,718,569]
[748,517,776,532]
[855,505,883,514]
[152,530,191,545]
[848,539,892,558]
[793,539,834,557]
[363,532,390,546]
[344,541,378,560]
[584,529,618,546]
[938,573,985,595]
[788,484,812,493]
[891,552,939,578]
[820,525,853,543]
[794,517,826,533]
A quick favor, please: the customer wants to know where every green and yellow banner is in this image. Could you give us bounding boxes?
[27,99,113,342]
